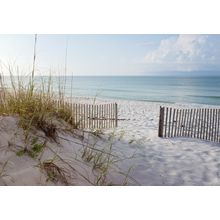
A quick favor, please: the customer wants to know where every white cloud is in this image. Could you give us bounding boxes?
[144,34,220,71]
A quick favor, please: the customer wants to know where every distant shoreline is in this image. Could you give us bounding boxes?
[67,95,220,108]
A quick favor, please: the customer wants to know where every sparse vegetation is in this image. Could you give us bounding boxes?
[29,142,45,159]
[81,143,114,185]
[0,161,9,179]
[91,129,104,138]
[39,159,68,185]
[16,137,45,159]
[16,149,26,157]
[129,139,135,144]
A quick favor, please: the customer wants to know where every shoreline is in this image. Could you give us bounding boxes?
[66,95,220,108]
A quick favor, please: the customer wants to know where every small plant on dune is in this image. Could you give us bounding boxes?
[0,161,9,179]
[81,147,94,162]
[81,138,114,170]
[81,135,116,185]
[16,137,45,159]
[16,149,26,157]
[91,129,104,138]
[0,161,14,185]
[128,139,135,144]
[39,159,68,185]
[82,146,114,185]
[95,149,113,185]
[118,130,125,141]
[29,142,45,159]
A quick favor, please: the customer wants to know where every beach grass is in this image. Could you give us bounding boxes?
[0,71,77,136]
[0,70,135,185]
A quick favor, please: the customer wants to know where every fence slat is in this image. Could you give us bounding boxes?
[112,103,113,128]
[199,109,203,139]
[76,104,78,127]
[108,104,110,128]
[186,109,190,137]
[171,108,175,137]
[164,107,168,137]
[182,109,187,136]
[100,104,102,129]
[184,109,188,137]
[115,103,118,127]
[110,103,112,128]
[212,109,215,141]
[174,109,178,137]
[190,109,196,137]
[168,108,172,137]
[158,107,164,137]
[180,109,184,137]
[177,109,181,137]
[196,109,201,139]
[210,108,212,140]
[202,109,206,140]
[217,110,220,142]
[209,109,212,141]
[214,109,218,142]
[205,109,209,140]
[112,103,114,128]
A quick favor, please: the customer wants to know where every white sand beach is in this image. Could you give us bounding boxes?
[1,97,220,185]
[71,97,220,185]
[111,99,220,185]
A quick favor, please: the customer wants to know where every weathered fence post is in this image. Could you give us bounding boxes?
[158,106,165,137]
[115,103,118,127]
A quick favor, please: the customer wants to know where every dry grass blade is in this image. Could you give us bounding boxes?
[0,161,9,179]
[40,160,68,185]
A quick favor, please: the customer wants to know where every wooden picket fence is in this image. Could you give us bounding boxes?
[158,106,220,143]
[54,100,118,129]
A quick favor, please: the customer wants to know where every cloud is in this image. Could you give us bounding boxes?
[144,35,220,71]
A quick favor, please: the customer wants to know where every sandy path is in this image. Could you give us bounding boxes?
[108,100,220,185]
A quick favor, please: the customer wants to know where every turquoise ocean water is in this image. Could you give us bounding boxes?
[51,76,220,106]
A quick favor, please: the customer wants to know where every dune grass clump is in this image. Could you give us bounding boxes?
[0,73,77,137]
[81,144,114,185]
[16,137,45,158]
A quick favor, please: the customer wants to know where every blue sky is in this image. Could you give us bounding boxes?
[0,34,220,75]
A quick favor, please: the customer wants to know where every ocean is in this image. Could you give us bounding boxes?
[3,75,220,106]
[53,76,220,106]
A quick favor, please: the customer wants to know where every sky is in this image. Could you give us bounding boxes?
[0,34,220,76]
